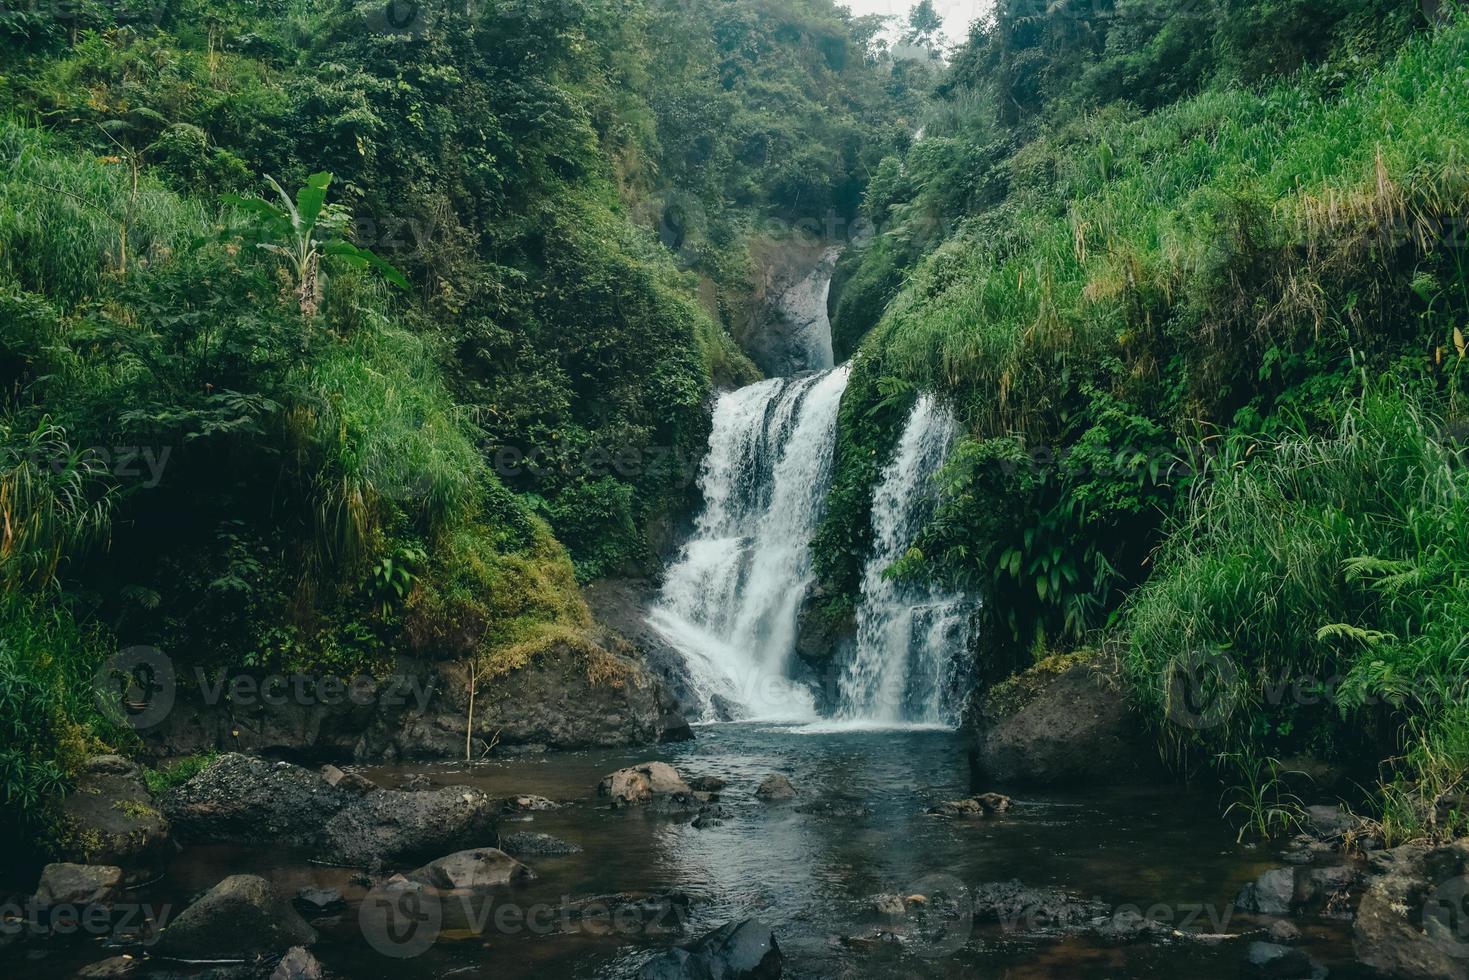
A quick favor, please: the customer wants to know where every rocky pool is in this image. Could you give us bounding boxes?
[3,722,1375,979]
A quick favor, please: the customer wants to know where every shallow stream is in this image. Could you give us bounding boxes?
[9,723,1373,978]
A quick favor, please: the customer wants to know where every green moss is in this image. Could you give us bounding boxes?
[980,650,1101,722]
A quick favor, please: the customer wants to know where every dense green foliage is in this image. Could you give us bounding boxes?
[0,0,904,843]
[822,2,1469,835]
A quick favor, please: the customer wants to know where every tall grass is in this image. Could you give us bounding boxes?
[1124,390,1469,838]
[0,121,202,307]
[871,12,1469,434]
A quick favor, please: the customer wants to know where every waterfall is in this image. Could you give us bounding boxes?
[835,395,974,725]
[648,366,851,721]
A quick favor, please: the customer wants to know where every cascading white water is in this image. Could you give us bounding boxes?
[835,395,974,725]
[648,366,850,721]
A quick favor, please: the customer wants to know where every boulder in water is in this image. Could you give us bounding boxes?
[1245,941,1314,978]
[1354,840,1469,979]
[320,785,500,866]
[34,863,123,907]
[639,918,782,979]
[755,774,797,801]
[970,655,1160,787]
[929,793,1012,818]
[407,848,535,891]
[156,874,317,960]
[59,756,172,879]
[270,946,323,980]
[598,762,691,806]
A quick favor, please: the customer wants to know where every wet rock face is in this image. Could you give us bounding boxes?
[738,242,841,377]
[396,641,694,758]
[639,919,783,980]
[155,874,316,960]
[970,661,1161,787]
[583,577,709,721]
[162,753,500,867]
[1353,840,1469,980]
[58,756,172,879]
[143,638,692,763]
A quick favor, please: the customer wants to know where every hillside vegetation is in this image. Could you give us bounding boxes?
[0,0,907,845]
[821,1,1469,837]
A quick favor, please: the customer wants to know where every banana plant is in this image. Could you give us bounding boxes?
[224,172,407,318]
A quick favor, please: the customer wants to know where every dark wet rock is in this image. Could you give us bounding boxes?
[687,776,728,793]
[739,238,841,378]
[145,640,689,763]
[269,946,322,980]
[398,773,432,791]
[504,794,559,812]
[1237,868,1297,916]
[319,765,376,795]
[639,918,782,979]
[292,888,344,916]
[583,578,708,721]
[162,754,354,845]
[1354,839,1469,979]
[34,863,122,907]
[1303,804,1367,844]
[321,787,499,866]
[691,803,731,829]
[793,581,856,673]
[1246,941,1314,978]
[794,794,870,819]
[755,775,797,801]
[1236,865,1360,918]
[164,753,498,866]
[58,756,172,878]
[500,832,583,856]
[970,657,1161,787]
[1295,864,1360,917]
[929,793,1012,818]
[1269,920,1302,943]
[972,880,1110,931]
[407,847,534,892]
[156,874,316,960]
[394,641,694,756]
[558,892,690,937]
[872,894,907,919]
[1281,833,1336,865]
[599,762,691,807]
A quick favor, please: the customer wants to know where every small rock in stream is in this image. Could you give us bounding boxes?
[639,918,782,979]
[1245,941,1315,978]
[754,775,797,801]
[504,794,560,812]
[687,775,728,793]
[293,887,344,916]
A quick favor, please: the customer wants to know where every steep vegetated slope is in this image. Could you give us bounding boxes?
[820,1,1469,837]
[0,0,906,847]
